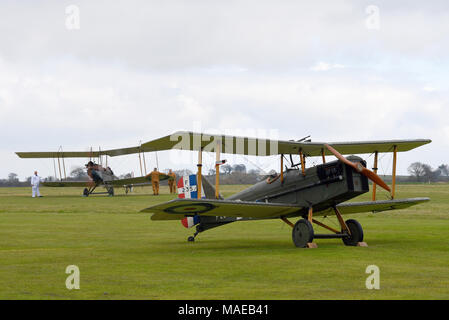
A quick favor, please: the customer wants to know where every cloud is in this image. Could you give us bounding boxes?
[0,1,448,69]
[310,62,345,71]
[423,86,438,92]
[1,56,444,178]
[0,1,447,179]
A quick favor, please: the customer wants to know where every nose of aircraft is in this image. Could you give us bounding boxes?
[324,143,391,193]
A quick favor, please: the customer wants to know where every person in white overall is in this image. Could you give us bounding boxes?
[31,171,43,198]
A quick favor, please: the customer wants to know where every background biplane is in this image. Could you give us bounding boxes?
[15,149,168,197]
[17,131,431,247]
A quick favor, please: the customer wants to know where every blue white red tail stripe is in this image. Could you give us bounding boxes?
[177,174,205,228]
[181,216,200,228]
[177,175,204,199]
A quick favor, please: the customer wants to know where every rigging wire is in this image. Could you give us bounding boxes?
[239,154,274,175]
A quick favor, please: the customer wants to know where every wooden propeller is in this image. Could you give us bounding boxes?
[324,144,391,193]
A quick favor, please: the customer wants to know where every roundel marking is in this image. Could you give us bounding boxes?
[163,202,216,214]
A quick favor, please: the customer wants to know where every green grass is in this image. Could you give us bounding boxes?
[0,184,448,299]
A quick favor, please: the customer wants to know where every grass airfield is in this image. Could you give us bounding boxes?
[0,184,448,300]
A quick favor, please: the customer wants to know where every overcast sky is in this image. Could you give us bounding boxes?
[0,0,447,180]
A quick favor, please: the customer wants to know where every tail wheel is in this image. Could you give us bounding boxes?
[342,219,364,246]
[292,219,314,248]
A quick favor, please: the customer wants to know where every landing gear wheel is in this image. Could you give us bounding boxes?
[83,188,89,197]
[342,219,364,246]
[187,229,200,243]
[292,219,314,248]
[107,187,114,197]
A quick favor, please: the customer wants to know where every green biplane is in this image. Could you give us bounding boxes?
[16,152,168,197]
[17,132,431,247]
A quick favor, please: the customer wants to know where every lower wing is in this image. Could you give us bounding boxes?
[42,174,170,188]
[323,197,430,215]
[141,199,303,221]
[109,174,169,186]
[42,181,90,187]
[142,197,429,221]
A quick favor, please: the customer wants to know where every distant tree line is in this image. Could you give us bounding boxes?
[205,164,264,185]
[407,163,449,183]
[0,173,30,187]
[2,163,448,187]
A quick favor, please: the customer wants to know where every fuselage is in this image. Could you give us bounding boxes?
[228,157,369,217]
[88,165,116,184]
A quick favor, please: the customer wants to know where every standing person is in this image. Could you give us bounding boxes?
[31,171,43,198]
[168,169,177,194]
[147,168,163,195]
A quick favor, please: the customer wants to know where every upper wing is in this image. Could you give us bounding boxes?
[141,198,303,220]
[317,197,430,216]
[15,147,141,158]
[16,131,431,158]
[42,174,169,187]
[139,131,431,156]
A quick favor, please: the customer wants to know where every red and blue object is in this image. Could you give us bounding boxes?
[181,215,201,228]
[177,174,205,199]
[178,174,204,228]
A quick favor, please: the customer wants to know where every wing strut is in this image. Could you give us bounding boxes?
[299,149,306,176]
[197,148,203,199]
[321,148,326,164]
[53,158,57,181]
[215,139,221,199]
[57,154,62,181]
[138,145,143,176]
[280,154,284,183]
[372,151,379,201]
[58,146,67,180]
[143,152,147,175]
[62,155,67,180]
[392,145,398,199]
[371,146,398,200]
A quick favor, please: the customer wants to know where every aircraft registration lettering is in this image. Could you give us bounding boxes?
[177,174,204,199]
